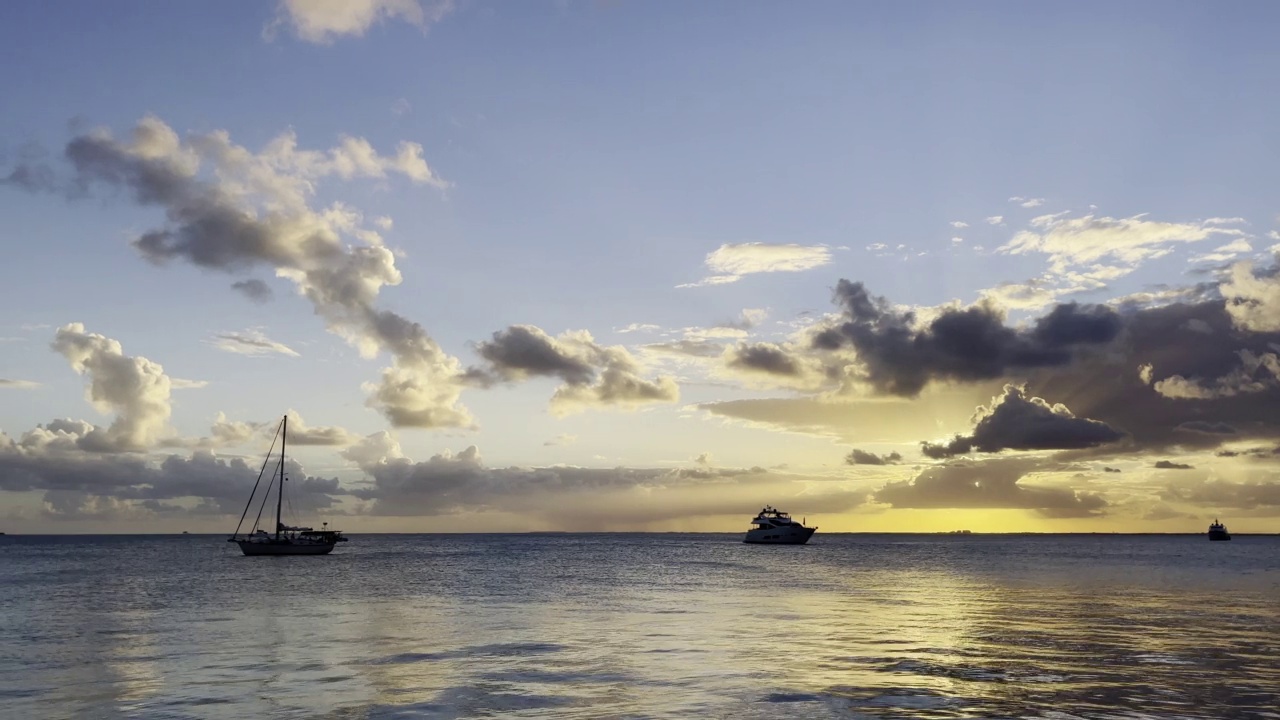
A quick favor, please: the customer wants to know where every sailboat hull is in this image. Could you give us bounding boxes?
[236,540,335,556]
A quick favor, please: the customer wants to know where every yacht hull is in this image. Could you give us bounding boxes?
[743,527,816,545]
[236,540,335,556]
[1208,532,1231,541]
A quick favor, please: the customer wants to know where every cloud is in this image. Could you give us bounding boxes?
[717,308,769,331]
[231,279,273,303]
[1162,479,1280,511]
[0,379,40,390]
[811,281,1121,397]
[210,329,300,357]
[268,0,455,44]
[51,323,173,452]
[845,449,902,466]
[273,411,358,447]
[950,221,968,229]
[920,385,1124,459]
[679,243,832,288]
[0,438,346,519]
[1221,262,1280,332]
[874,458,1107,518]
[986,216,1004,225]
[1009,196,1044,208]
[617,323,660,334]
[1000,213,1242,273]
[1176,421,1237,435]
[27,116,468,429]
[640,339,725,359]
[472,325,679,415]
[543,434,576,447]
[1154,460,1194,470]
[1150,350,1280,400]
[343,439,866,526]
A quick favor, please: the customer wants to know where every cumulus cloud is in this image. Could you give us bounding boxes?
[51,323,173,452]
[472,325,679,415]
[210,329,299,357]
[846,449,902,466]
[27,115,468,429]
[1000,213,1242,273]
[268,0,455,44]
[986,216,1004,225]
[678,243,832,288]
[920,385,1124,459]
[811,281,1122,397]
[283,410,359,446]
[1221,262,1280,332]
[950,221,969,229]
[874,458,1107,518]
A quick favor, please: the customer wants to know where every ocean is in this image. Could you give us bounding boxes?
[1,533,1277,719]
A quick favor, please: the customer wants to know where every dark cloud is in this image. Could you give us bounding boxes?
[472,325,679,415]
[846,449,902,466]
[813,281,1120,397]
[874,458,1108,518]
[0,440,346,519]
[920,385,1124,459]
[231,279,273,303]
[726,342,804,376]
[1103,466,1122,473]
[473,325,595,385]
[1154,460,1194,470]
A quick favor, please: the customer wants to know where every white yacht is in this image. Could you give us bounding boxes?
[744,506,816,545]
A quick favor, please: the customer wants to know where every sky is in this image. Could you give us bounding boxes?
[3,0,1280,534]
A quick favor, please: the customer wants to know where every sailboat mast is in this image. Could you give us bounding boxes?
[275,414,286,540]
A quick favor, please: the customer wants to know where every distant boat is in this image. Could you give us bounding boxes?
[227,415,347,556]
[744,506,816,545]
[1208,519,1231,541]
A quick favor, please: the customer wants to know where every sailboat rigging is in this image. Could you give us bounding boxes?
[228,414,347,556]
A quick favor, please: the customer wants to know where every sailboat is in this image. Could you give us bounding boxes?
[228,415,347,556]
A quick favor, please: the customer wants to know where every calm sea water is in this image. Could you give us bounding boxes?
[1,533,1278,719]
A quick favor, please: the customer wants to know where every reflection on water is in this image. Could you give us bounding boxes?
[1,534,1277,718]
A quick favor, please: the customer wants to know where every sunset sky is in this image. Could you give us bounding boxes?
[3,1,1280,533]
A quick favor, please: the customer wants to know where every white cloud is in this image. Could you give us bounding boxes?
[1204,217,1247,225]
[0,379,40,390]
[986,216,1004,225]
[999,213,1243,273]
[51,323,173,451]
[950,221,968,229]
[170,379,209,390]
[951,237,964,244]
[1010,196,1044,208]
[1221,262,1280,332]
[268,0,455,44]
[1190,238,1254,264]
[616,323,660,334]
[374,215,394,230]
[210,329,300,357]
[679,243,832,288]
